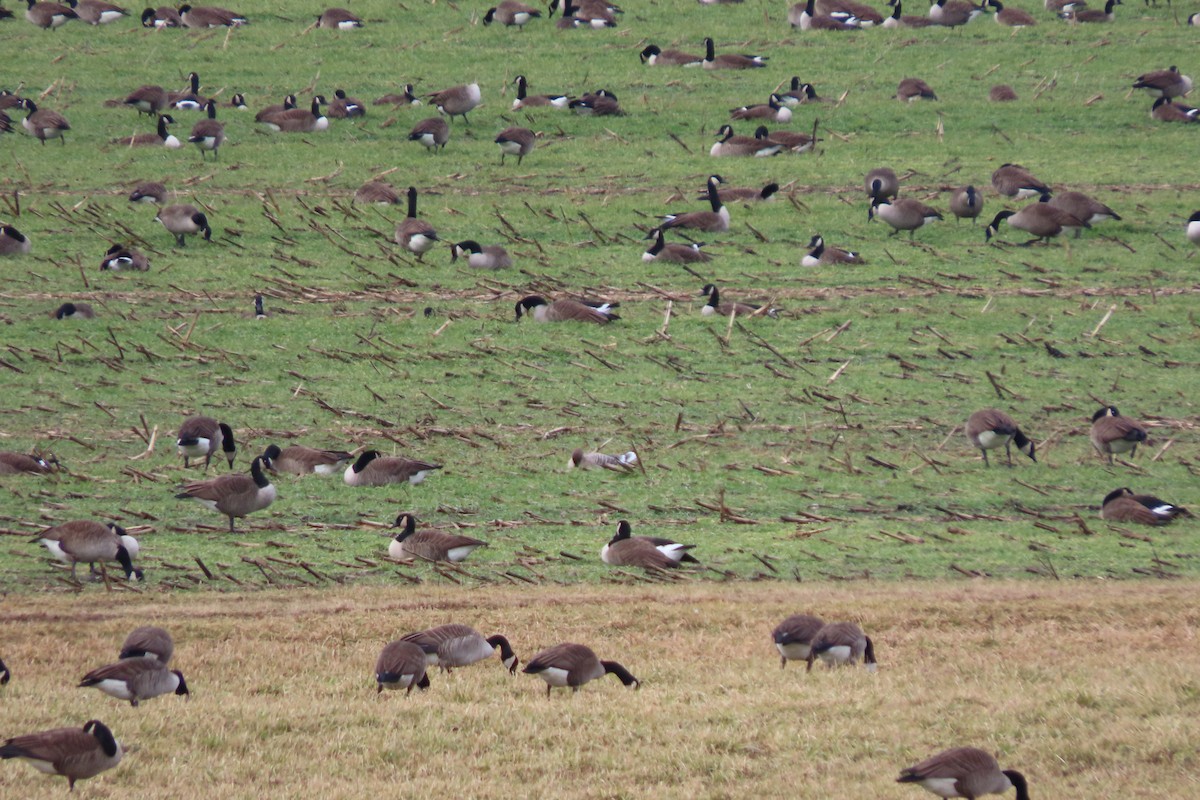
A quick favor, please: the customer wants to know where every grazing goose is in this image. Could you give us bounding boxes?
[806,621,877,672]
[156,204,212,247]
[730,95,792,123]
[990,84,1018,101]
[494,126,535,165]
[375,640,430,694]
[0,720,123,792]
[119,626,174,663]
[25,0,77,28]
[883,0,937,26]
[701,37,767,69]
[949,185,984,224]
[928,0,985,24]
[187,101,224,160]
[53,302,95,319]
[790,0,862,29]
[408,116,449,152]
[710,181,779,203]
[662,175,730,231]
[1100,488,1189,525]
[1132,66,1193,100]
[598,527,681,569]
[991,163,1049,199]
[639,44,702,66]
[451,240,512,269]
[987,0,1035,24]
[374,85,421,106]
[0,658,8,685]
[1150,96,1198,123]
[484,0,541,27]
[801,234,865,266]
[772,613,826,667]
[354,180,400,205]
[865,167,899,202]
[699,283,777,318]
[72,0,127,24]
[426,82,481,124]
[141,5,181,26]
[601,520,698,564]
[869,197,942,238]
[1089,406,1147,464]
[0,225,32,256]
[19,99,69,145]
[642,227,712,263]
[515,295,620,323]
[984,200,1087,245]
[400,624,518,673]
[100,243,150,271]
[317,7,362,28]
[394,187,438,259]
[123,84,168,116]
[568,90,622,116]
[327,89,364,118]
[176,456,275,531]
[35,520,143,582]
[79,660,189,707]
[898,747,1029,800]
[260,96,328,133]
[176,416,235,470]
[0,451,53,474]
[523,643,639,697]
[1188,211,1200,247]
[1061,0,1119,20]
[112,113,181,148]
[1044,190,1119,230]
[255,95,297,123]
[511,75,569,110]
[388,513,487,563]
[571,447,638,471]
[129,181,167,203]
[896,77,937,101]
[261,444,352,475]
[965,409,1035,466]
[179,4,247,27]
[343,450,442,486]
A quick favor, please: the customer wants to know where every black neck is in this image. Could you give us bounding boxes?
[602,660,640,687]
[407,188,419,219]
[705,285,720,307]
[863,636,876,665]
[394,514,416,541]
[706,179,722,212]
[86,721,120,757]
[645,229,664,255]
[1003,771,1029,800]
[810,238,825,257]
[486,635,517,671]
[250,457,271,488]
[704,38,715,61]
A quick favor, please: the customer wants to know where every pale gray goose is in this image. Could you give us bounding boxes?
[34,520,142,581]
[642,227,712,263]
[451,240,512,269]
[806,621,877,671]
[388,513,487,562]
[400,623,518,673]
[772,613,826,667]
[176,415,235,470]
[394,187,438,259]
[79,659,189,706]
[515,295,619,323]
[1089,406,1147,464]
[897,747,1029,800]
[1100,488,1189,525]
[175,456,276,531]
[571,448,638,471]
[495,127,535,165]
[965,409,1035,466]
[119,626,174,663]
[0,720,123,792]
[343,450,442,486]
[261,444,352,475]
[522,643,639,697]
[600,520,698,564]
[375,640,430,693]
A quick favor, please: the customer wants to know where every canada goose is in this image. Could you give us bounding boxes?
[1189,11,1199,24]
[601,520,698,564]
[1061,0,1119,20]
[119,626,174,663]
[984,200,1088,245]
[806,621,877,672]
[494,127,535,166]
[801,234,866,266]
[568,90,622,115]
[710,181,779,203]
[260,444,352,476]
[642,227,712,264]
[129,181,167,203]
[426,82,481,124]
[990,163,1050,199]
[571,447,638,471]
[400,624,518,673]
[730,95,792,123]
[755,126,818,153]
[260,96,329,133]
[71,0,126,23]
[0,720,123,792]
[989,84,1018,101]
[898,747,1029,800]
[0,225,32,256]
[1089,405,1147,463]
[790,0,862,29]
[882,1,937,26]
[702,37,767,69]
[870,197,943,237]
[988,0,1035,24]
[598,529,680,569]
[250,294,267,318]
[156,204,212,247]
[511,75,569,110]
[317,7,362,28]
[53,302,95,319]
[820,0,884,21]
[100,243,150,271]
[484,0,541,26]
[965,409,1035,466]
[123,85,168,116]
[515,295,620,323]
[254,94,297,122]
[374,85,421,106]
[178,4,247,27]
[354,180,400,205]
[949,185,984,223]
[523,643,639,697]
[113,113,181,148]
[167,72,210,111]
[327,89,364,118]
[897,77,937,101]
[700,283,777,318]
[344,450,442,486]
[19,99,69,144]
[0,451,53,474]
[394,186,438,259]
[1132,66,1193,99]
[407,116,450,152]
[141,5,181,26]
[928,0,985,24]
[176,416,235,470]
[548,0,622,18]
[639,44,703,66]
[35,520,143,582]
[1188,211,1200,247]
[187,101,224,160]
[1150,96,1198,123]
[1101,488,1189,525]
[772,613,826,667]
[79,660,189,707]
[779,79,828,107]
[451,240,512,269]
[865,167,899,201]
[662,175,730,230]
[25,0,77,28]
[176,456,276,531]
[0,658,9,685]
[375,640,430,694]
[552,0,616,27]
[389,513,488,562]
[1044,190,1120,229]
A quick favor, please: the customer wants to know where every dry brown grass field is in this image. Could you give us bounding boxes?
[2,581,1198,798]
